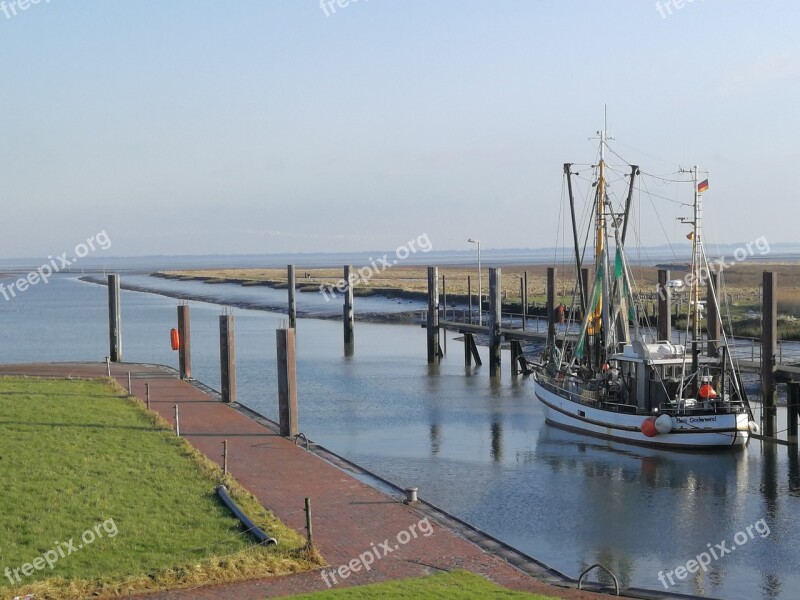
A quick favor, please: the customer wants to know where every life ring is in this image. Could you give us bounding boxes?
[170,328,181,351]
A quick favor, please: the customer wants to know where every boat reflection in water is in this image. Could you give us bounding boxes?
[532,424,791,598]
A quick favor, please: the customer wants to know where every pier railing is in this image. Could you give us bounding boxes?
[435,307,550,332]
[726,336,800,367]
[668,330,800,365]
[418,308,549,330]
[418,307,582,341]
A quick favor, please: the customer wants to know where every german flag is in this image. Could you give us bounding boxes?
[698,179,709,193]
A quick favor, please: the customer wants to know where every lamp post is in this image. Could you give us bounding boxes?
[468,238,482,326]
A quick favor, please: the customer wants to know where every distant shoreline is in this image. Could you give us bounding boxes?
[149,269,556,315]
[79,275,424,325]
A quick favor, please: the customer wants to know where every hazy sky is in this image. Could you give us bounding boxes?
[1,1,798,258]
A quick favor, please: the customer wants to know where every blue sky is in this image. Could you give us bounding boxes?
[1,1,798,257]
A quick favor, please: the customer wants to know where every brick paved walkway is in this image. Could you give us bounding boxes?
[0,363,613,599]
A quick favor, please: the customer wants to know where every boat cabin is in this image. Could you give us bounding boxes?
[609,340,722,413]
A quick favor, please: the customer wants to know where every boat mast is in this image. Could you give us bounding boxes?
[620,165,639,246]
[612,165,639,346]
[565,163,587,315]
[589,117,608,357]
[691,165,702,346]
[682,165,703,391]
[597,123,607,273]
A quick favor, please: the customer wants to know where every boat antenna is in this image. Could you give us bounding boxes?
[680,165,706,393]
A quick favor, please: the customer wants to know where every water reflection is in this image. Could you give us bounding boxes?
[788,451,800,497]
[491,419,503,462]
[423,368,505,462]
[536,425,748,492]
[534,425,765,598]
[763,572,782,600]
[762,443,779,521]
[429,423,441,455]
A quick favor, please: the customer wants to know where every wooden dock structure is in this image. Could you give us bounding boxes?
[418,265,800,444]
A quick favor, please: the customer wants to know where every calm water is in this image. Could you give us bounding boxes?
[117,274,428,317]
[1,275,798,600]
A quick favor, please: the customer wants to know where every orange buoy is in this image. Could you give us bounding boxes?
[641,416,658,438]
[557,305,565,323]
[699,384,718,399]
[170,328,181,351]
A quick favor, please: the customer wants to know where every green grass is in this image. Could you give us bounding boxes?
[0,377,316,599]
[730,316,800,341]
[288,570,563,599]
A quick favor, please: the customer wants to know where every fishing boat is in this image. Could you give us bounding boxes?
[532,122,757,449]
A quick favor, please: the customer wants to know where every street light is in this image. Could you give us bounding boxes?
[468,238,482,326]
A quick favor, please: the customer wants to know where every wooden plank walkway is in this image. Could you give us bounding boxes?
[0,362,612,599]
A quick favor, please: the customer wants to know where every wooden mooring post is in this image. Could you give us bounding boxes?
[343,265,354,356]
[287,265,297,329]
[108,274,122,362]
[442,275,447,356]
[762,271,777,437]
[510,340,524,376]
[219,313,236,404]
[177,304,192,380]
[488,268,501,377]
[463,333,481,367]
[657,269,671,342]
[276,327,299,437]
[788,382,800,446]
[522,271,528,331]
[467,275,473,325]
[426,267,440,364]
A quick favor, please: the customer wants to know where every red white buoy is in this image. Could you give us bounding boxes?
[640,416,658,437]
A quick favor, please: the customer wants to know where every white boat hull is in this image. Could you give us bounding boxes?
[533,375,749,449]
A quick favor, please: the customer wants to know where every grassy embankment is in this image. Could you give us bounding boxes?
[157,262,800,340]
[289,570,562,599]
[0,377,319,600]
[155,266,575,308]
